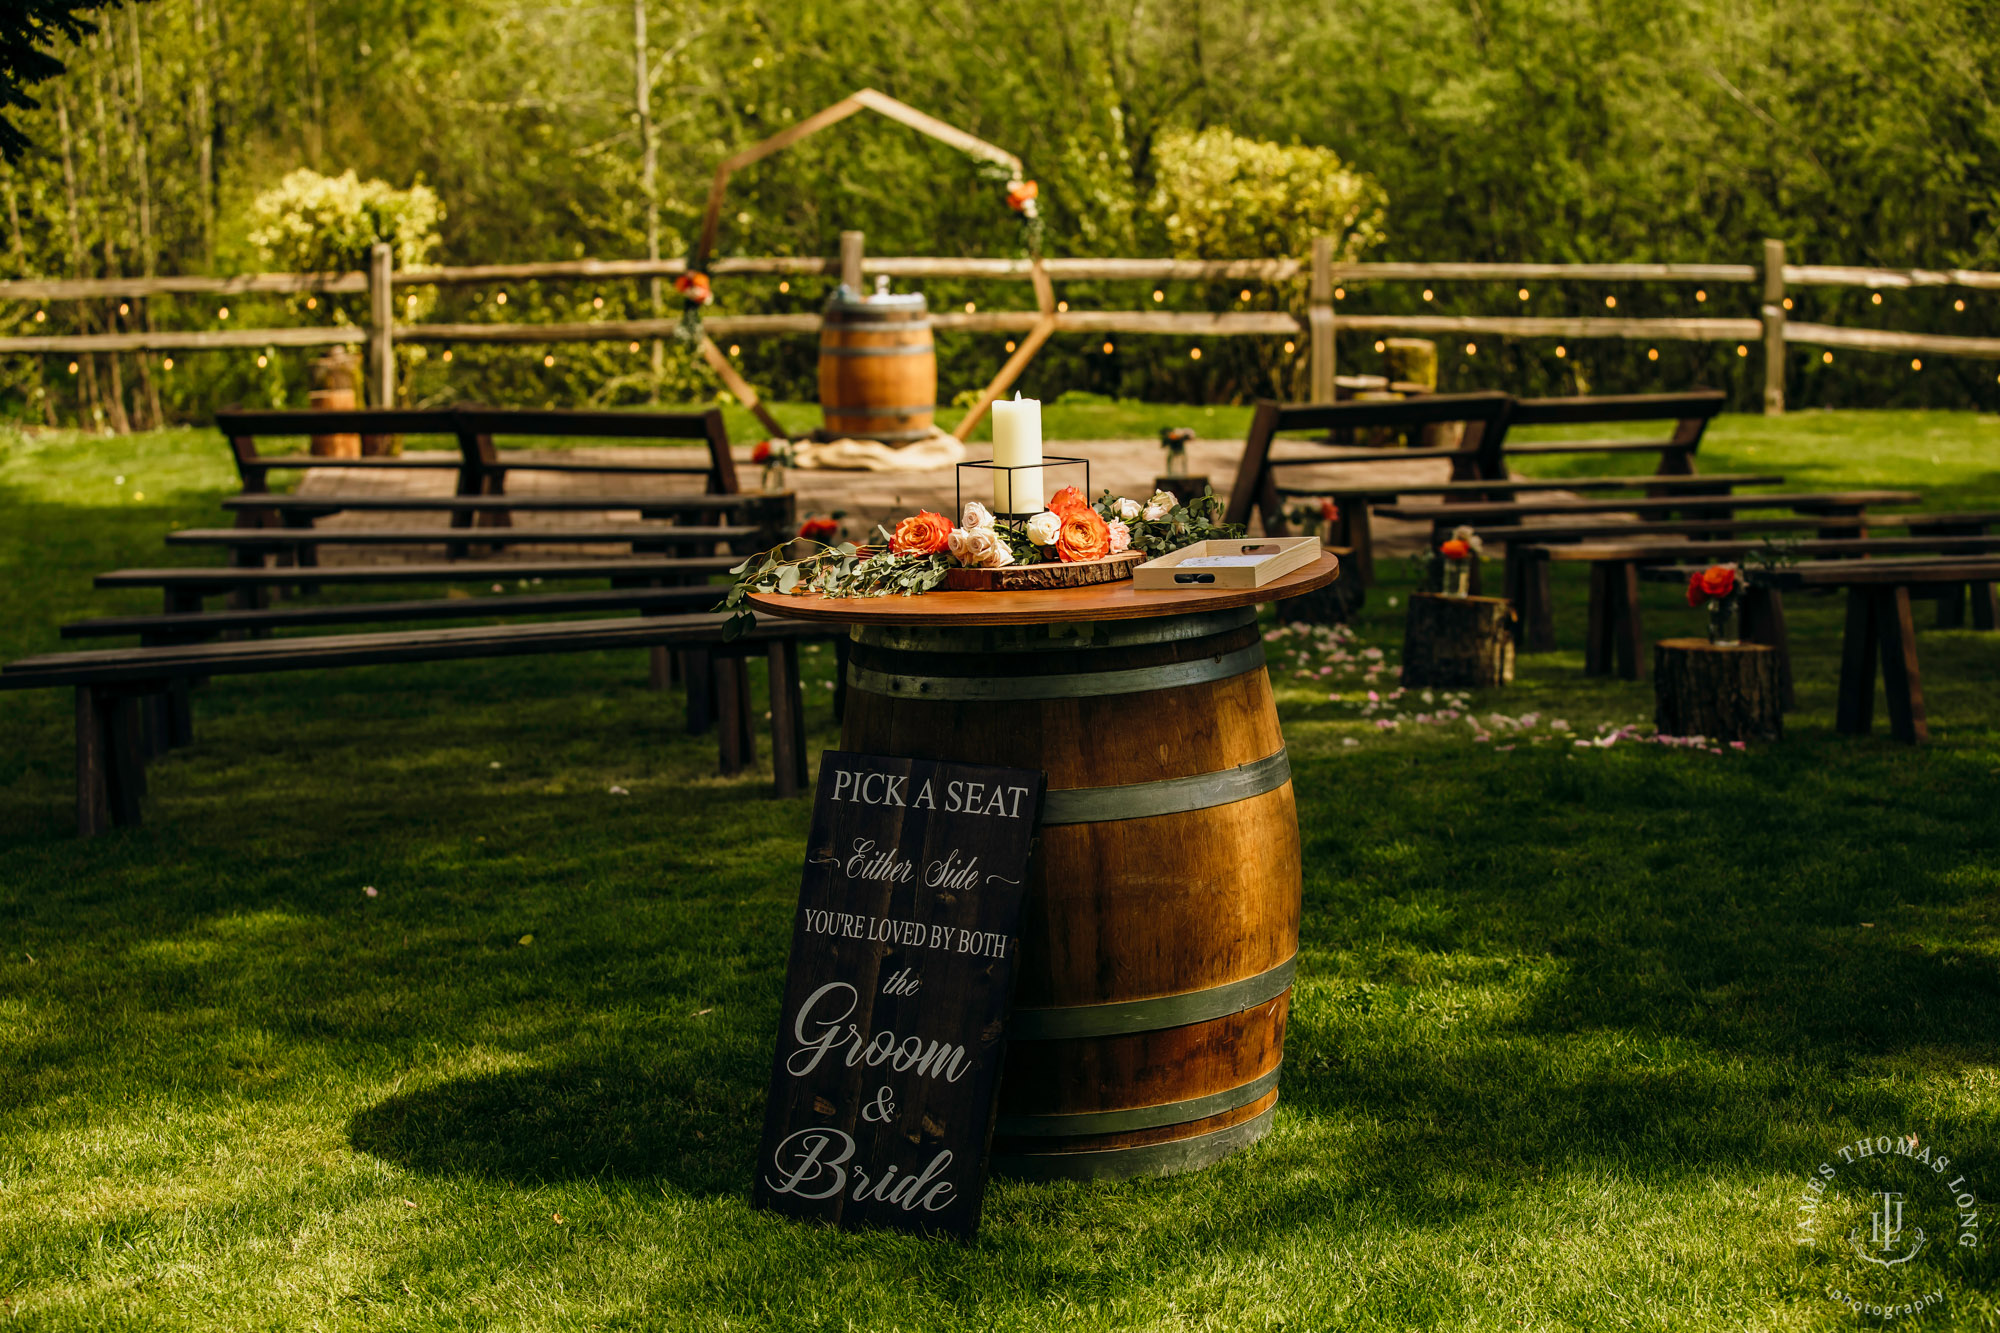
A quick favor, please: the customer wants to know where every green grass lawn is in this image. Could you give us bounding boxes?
[1,411,1998,1331]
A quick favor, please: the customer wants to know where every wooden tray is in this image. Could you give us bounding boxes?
[1132,538,1322,590]
[943,551,1143,592]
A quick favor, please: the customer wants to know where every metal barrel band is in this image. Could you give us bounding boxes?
[1041,748,1290,826]
[823,404,936,417]
[1007,954,1296,1041]
[851,606,1257,656]
[847,641,1267,704]
[991,1102,1279,1181]
[993,1063,1283,1138]
[819,343,936,358]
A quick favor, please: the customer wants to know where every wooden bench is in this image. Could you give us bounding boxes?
[221,406,740,513]
[2,612,837,836]
[1224,393,1515,583]
[1495,391,1726,475]
[1504,509,1996,657]
[1636,558,2000,743]
[97,555,745,611]
[1376,489,1922,532]
[168,524,764,558]
[1532,535,2000,688]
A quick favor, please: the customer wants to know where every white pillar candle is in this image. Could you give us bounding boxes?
[989,392,1043,514]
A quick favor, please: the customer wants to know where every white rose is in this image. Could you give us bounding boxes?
[962,500,996,531]
[1107,518,1132,555]
[1113,497,1141,521]
[1141,501,1173,523]
[950,526,1012,568]
[1025,510,1062,546]
[1148,490,1179,511]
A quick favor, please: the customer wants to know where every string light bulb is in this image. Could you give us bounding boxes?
[1283,340,1296,354]
[1056,301,1068,313]
[496,292,508,305]
[1373,340,1386,353]
[1822,351,1833,364]
[629,342,640,353]
[1422,289,1434,302]
[964,301,976,313]
[1152,290,1165,303]
[1604,295,1617,309]
[543,354,555,367]
[1871,292,1882,305]
[1736,345,1749,357]
[778,281,790,293]
[1005,340,1016,353]
[1517,288,1529,301]
[1102,342,1114,354]
[592,296,604,309]
[162,357,173,370]
[1647,348,1659,361]
[1464,343,1477,355]
[1954,299,1965,312]
[1333,287,1345,300]
[1555,346,1567,358]
[442,350,452,363]
[1911,358,1922,371]
[1190,347,1202,360]
[1695,290,1707,302]
[728,344,740,357]
[1783,297,1793,310]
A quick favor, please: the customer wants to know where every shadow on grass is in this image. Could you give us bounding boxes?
[347,1061,760,1195]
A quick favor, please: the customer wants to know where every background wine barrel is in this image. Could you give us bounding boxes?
[840,607,1301,1179]
[818,287,937,444]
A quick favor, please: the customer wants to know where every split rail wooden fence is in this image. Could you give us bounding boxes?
[2,235,1996,415]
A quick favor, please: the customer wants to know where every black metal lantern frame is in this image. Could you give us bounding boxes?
[955,455,1091,525]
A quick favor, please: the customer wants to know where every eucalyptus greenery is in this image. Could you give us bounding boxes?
[719,542,949,639]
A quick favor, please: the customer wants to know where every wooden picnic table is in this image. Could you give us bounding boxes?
[1637,557,2000,744]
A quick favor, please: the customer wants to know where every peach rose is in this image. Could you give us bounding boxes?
[1056,507,1112,562]
[1106,518,1132,554]
[1047,486,1090,518]
[890,510,953,556]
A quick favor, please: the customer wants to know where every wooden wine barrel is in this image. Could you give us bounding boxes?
[819,288,936,444]
[841,607,1300,1179]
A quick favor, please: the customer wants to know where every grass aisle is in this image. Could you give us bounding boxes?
[0,412,1997,1331]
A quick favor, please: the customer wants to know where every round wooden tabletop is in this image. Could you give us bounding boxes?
[747,550,1341,627]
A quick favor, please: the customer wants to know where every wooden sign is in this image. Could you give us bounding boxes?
[752,750,1045,1239]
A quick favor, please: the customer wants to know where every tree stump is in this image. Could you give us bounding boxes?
[307,352,361,459]
[1653,639,1782,742]
[1401,593,1514,687]
[1153,474,1212,507]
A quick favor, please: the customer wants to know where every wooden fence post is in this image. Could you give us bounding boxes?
[1761,238,1786,415]
[367,241,395,407]
[840,230,865,291]
[1309,235,1335,403]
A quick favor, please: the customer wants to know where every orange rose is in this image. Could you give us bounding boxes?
[1055,507,1112,562]
[1686,563,1737,606]
[1006,180,1039,212]
[1047,486,1090,518]
[1440,538,1471,559]
[889,510,953,556]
